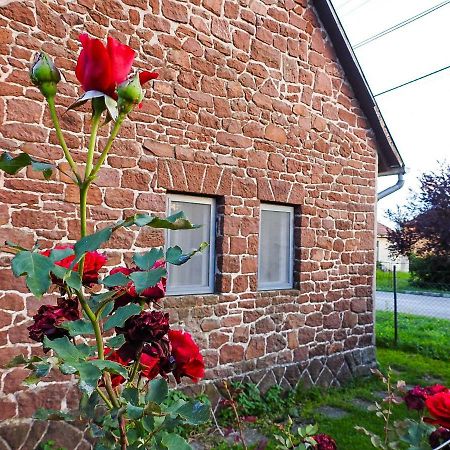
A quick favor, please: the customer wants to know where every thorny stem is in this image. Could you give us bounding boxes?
[223,381,248,450]
[119,413,128,450]
[384,370,393,445]
[47,96,81,184]
[96,386,113,409]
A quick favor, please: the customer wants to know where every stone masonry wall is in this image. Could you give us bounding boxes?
[0,0,377,426]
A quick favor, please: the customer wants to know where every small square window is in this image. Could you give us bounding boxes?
[258,203,294,290]
[166,194,216,295]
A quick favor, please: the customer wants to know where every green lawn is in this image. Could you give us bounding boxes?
[376,269,449,294]
[376,311,450,360]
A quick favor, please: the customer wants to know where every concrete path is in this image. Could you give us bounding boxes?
[375,291,450,320]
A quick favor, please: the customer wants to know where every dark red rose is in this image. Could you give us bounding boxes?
[312,434,337,450]
[168,330,205,383]
[425,392,450,429]
[404,386,428,411]
[41,244,106,284]
[116,311,169,346]
[429,427,450,449]
[75,34,158,98]
[109,261,166,302]
[28,297,80,343]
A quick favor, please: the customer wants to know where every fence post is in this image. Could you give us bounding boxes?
[393,265,398,346]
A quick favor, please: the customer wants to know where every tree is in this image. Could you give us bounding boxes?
[387,163,450,258]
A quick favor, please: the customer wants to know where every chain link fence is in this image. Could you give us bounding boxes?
[375,262,450,351]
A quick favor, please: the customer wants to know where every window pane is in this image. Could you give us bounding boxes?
[167,199,214,293]
[259,206,293,289]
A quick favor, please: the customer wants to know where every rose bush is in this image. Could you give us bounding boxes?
[0,34,210,450]
[356,369,450,450]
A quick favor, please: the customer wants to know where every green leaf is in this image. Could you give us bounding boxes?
[73,362,102,395]
[176,400,210,425]
[51,265,82,291]
[142,415,155,432]
[79,391,100,419]
[166,242,208,266]
[133,248,164,270]
[89,359,127,377]
[122,387,140,405]
[129,267,167,295]
[43,336,83,362]
[117,211,200,231]
[104,303,141,331]
[33,408,74,421]
[0,152,54,178]
[127,403,144,420]
[106,334,126,349]
[11,251,54,297]
[67,90,105,111]
[146,378,168,404]
[73,227,112,262]
[102,272,129,287]
[6,354,42,368]
[104,95,118,122]
[48,247,73,262]
[160,432,191,450]
[59,319,95,336]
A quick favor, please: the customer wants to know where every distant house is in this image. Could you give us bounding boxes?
[377,222,409,272]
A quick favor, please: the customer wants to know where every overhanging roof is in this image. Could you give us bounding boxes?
[313,0,405,177]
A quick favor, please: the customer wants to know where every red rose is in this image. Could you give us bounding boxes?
[312,434,337,450]
[75,34,158,98]
[28,297,80,344]
[109,260,166,301]
[425,391,450,429]
[41,244,106,284]
[168,330,205,383]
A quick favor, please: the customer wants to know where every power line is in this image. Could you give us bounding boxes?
[342,0,372,17]
[354,0,450,48]
[374,64,450,97]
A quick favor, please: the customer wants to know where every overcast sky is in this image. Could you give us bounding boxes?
[331,0,450,226]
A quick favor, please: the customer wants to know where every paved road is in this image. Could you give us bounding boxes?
[375,291,450,320]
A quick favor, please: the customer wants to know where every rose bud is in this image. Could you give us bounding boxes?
[117,74,143,115]
[30,52,61,99]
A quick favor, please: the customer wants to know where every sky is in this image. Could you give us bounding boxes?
[330,0,450,226]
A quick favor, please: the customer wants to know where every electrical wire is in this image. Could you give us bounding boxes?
[354,0,450,48]
[374,63,450,97]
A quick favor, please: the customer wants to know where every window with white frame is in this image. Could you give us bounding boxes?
[258,203,294,290]
[166,194,216,295]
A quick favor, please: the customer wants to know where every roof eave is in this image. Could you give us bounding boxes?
[313,0,405,177]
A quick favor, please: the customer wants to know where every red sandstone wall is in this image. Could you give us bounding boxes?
[0,0,377,420]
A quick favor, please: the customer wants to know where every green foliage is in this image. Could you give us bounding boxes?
[11,250,54,297]
[376,311,450,360]
[36,440,66,450]
[0,151,54,179]
[409,254,450,287]
[165,242,209,266]
[103,303,142,331]
[129,267,167,295]
[102,271,130,287]
[273,419,319,450]
[133,248,164,270]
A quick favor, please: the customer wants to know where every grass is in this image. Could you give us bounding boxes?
[376,310,450,360]
[376,269,450,294]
